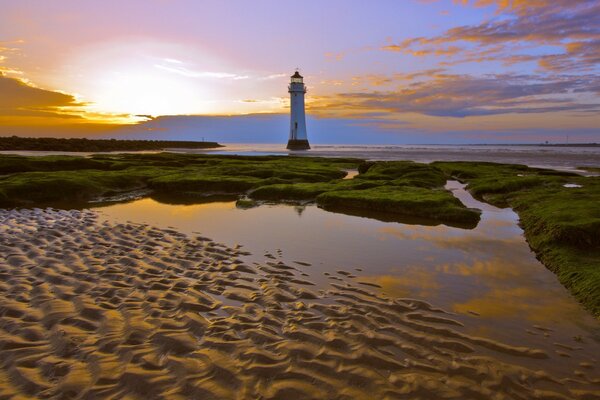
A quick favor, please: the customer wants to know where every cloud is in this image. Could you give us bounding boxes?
[259,73,286,80]
[154,62,286,82]
[154,64,249,80]
[324,51,345,62]
[383,1,600,72]
[0,41,25,77]
[309,73,600,118]
[0,73,141,129]
[539,40,600,72]
[0,73,82,118]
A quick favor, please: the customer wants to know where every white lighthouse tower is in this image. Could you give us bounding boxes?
[287,70,310,150]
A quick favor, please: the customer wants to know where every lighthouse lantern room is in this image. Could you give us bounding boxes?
[287,70,310,150]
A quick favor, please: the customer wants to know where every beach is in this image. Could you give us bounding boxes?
[1,207,599,399]
[0,150,599,399]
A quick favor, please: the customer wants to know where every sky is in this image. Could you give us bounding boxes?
[0,0,599,144]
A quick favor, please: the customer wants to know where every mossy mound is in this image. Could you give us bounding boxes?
[0,153,359,207]
[249,180,379,201]
[356,161,448,188]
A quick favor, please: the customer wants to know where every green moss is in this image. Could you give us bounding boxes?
[249,179,379,201]
[357,161,448,187]
[0,153,361,206]
[149,173,263,194]
[0,155,113,174]
[0,169,147,206]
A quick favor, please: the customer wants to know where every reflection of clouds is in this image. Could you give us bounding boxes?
[359,269,441,298]
[100,199,590,328]
[452,286,582,322]
[436,258,528,281]
[98,198,238,232]
[372,207,583,324]
[379,223,522,251]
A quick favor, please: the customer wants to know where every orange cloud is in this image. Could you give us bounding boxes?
[0,73,87,123]
[0,73,143,137]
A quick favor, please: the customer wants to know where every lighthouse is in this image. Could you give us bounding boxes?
[287,70,310,150]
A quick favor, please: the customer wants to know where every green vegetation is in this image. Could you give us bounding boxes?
[249,180,379,201]
[0,153,358,208]
[247,160,481,226]
[434,161,600,317]
[0,154,479,228]
[0,136,222,152]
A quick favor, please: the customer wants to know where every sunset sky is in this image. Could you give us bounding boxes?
[1,0,599,143]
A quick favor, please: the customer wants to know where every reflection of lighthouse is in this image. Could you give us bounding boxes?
[287,70,310,150]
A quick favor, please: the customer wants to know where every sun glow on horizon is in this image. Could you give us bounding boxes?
[48,40,288,118]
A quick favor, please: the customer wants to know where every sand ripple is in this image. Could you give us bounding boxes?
[0,208,598,399]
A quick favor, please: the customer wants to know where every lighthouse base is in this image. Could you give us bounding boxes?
[286,139,311,150]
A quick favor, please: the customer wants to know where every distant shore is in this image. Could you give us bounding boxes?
[0,136,222,152]
[461,143,600,147]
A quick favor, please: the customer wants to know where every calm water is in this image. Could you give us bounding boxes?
[96,181,600,377]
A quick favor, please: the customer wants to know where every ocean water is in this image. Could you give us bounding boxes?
[177,143,600,172]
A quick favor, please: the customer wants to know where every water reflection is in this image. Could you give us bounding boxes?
[97,183,599,376]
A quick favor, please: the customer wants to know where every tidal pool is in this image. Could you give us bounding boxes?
[96,182,600,379]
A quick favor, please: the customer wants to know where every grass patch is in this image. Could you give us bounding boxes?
[249,180,380,201]
[0,169,148,207]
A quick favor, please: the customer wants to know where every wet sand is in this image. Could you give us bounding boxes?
[1,208,598,399]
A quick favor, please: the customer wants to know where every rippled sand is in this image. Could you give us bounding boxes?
[0,209,598,399]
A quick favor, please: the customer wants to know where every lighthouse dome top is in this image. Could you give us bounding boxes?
[290,70,303,83]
